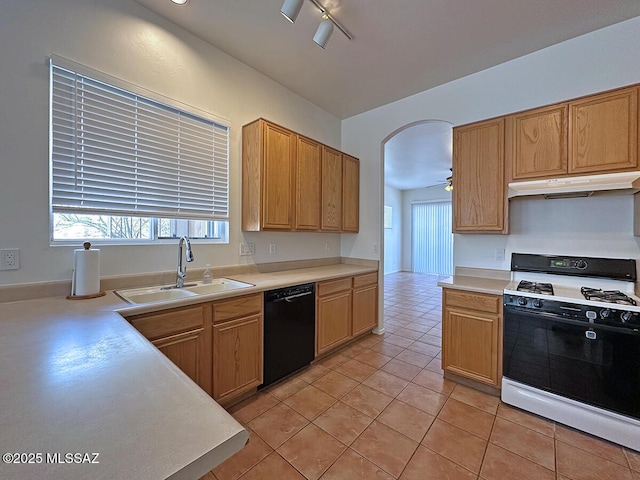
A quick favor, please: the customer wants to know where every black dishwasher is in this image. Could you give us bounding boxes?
[261,283,316,388]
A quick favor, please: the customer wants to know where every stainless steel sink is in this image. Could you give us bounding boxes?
[116,278,254,305]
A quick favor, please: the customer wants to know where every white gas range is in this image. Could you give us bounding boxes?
[501,253,640,451]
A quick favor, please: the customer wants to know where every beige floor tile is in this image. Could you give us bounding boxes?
[405,340,441,357]
[320,449,395,480]
[394,349,433,368]
[393,327,424,340]
[417,333,442,347]
[555,424,629,466]
[341,384,394,418]
[265,377,308,401]
[367,341,405,357]
[351,421,419,478]
[425,356,442,372]
[396,382,447,415]
[400,446,476,480]
[277,424,346,480]
[362,370,410,397]
[380,334,415,348]
[437,398,495,439]
[356,335,383,348]
[490,416,555,470]
[238,452,305,480]
[229,392,280,424]
[480,443,555,480]
[318,352,350,369]
[496,403,554,437]
[313,401,373,445]
[312,370,359,399]
[377,399,435,442]
[422,419,487,474]
[450,383,500,414]
[212,428,272,480]
[556,440,633,480]
[247,403,308,449]
[338,342,368,358]
[334,358,377,382]
[283,384,336,420]
[294,363,331,383]
[380,358,423,381]
[626,449,640,471]
[411,368,456,395]
[352,349,393,369]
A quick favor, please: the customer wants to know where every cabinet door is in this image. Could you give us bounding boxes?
[321,147,343,231]
[213,314,263,402]
[569,86,638,174]
[508,104,568,181]
[129,304,212,396]
[453,118,507,233]
[317,291,352,354]
[342,154,360,232]
[352,284,377,337]
[153,328,212,396]
[442,306,499,386]
[262,122,296,230]
[295,136,322,230]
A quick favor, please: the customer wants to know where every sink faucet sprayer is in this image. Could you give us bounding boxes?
[176,236,194,288]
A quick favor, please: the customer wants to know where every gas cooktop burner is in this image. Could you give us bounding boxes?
[580,287,637,306]
[516,280,554,295]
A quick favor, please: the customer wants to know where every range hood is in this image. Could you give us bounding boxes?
[508,171,640,199]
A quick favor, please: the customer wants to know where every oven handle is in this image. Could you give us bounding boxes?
[503,305,640,335]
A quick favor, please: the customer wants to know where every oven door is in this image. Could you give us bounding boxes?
[503,305,640,420]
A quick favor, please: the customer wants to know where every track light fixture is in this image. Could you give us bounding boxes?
[313,17,334,49]
[280,0,353,49]
[444,168,453,192]
[280,0,304,23]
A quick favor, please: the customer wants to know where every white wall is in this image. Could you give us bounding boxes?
[341,16,640,269]
[0,0,342,286]
[401,186,452,271]
[383,186,402,274]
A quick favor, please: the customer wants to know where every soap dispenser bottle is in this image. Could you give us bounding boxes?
[203,264,213,284]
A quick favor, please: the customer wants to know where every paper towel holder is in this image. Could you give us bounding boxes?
[66,242,106,300]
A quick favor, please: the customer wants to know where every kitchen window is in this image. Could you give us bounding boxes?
[49,56,229,243]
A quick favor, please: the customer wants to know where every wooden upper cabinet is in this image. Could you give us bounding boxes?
[341,154,360,232]
[242,118,360,233]
[568,86,638,175]
[242,119,296,231]
[321,147,343,231]
[453,118,508,234]
[295,136,322,230]
[507,104,568,181]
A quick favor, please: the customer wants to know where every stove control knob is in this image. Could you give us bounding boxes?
[620,311,633,323]
[600,309,611,319]
[575,260,588,270]
[517,297,527,306]
[532,299,543,308]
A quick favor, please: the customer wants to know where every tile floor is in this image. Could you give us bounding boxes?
[202,272,640,480]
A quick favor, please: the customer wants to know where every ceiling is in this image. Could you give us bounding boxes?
[384,121,452,191]
[134,0,640,190]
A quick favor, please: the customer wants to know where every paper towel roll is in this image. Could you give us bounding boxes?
[72,245,101,296]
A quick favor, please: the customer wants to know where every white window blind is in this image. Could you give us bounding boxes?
[411,202,453,276]
[50,59,229,220]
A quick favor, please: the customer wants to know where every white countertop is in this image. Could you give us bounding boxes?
[437,275,510,295]
[0,263,376,480]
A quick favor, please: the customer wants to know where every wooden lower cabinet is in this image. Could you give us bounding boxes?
[316,273,379,356]
[212,294,263,405]
[352,273,378,337]
[441,288,502,387]
[128,304,212,396]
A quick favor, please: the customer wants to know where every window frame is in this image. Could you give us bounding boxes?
[48,55,231,246]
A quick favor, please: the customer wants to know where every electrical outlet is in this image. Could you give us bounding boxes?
[0,249,20,270]
[495,248,506,261]
[239,243,255,256]
[269,243,277,255]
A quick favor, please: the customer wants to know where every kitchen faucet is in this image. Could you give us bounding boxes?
[175,236,194,288]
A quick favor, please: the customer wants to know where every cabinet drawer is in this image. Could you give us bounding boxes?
[213,293,262,323]
[129,305,205,340]
[444,289,500,314]
[317,277,351,297]
[353,272,377,288]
